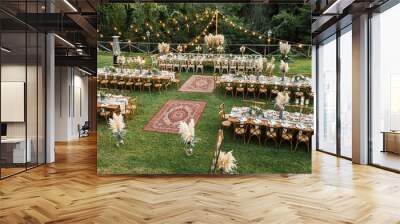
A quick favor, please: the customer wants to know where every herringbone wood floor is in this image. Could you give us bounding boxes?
[1,135,400,224]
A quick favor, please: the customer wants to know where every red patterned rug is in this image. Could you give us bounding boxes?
[143,100,207,134]
[179,75,215,93]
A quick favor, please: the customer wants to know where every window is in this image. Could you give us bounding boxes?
[339,26,352,158]
[317,35,337,154]
[370,3,400,171]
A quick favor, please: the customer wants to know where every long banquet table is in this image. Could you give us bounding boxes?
[98,68,176,81]
[97,94,131,114]
[218,74,312,89]
[227,106,314,133]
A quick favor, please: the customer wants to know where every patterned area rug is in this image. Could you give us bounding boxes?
[179,75,215,93]
[143,100,207,134]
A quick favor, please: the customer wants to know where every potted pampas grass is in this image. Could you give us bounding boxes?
[204,34,225,50]
[266,57,275,77]
[280,60,289,81]
[117,55,126,72]
[279,41,291,62]
[240,45,246,55]
[178,119,197,156]
[109,113,126,147]
[217,151,237,174]
[275,91,290,120]
[158,42,170,54]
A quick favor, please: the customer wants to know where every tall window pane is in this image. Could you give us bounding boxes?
[317,35,337,154]
[340,27,352,158]
[371,4,400,171]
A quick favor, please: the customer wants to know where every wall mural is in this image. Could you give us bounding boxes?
[97,3,313,175]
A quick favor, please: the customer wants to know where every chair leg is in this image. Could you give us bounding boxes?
[247,135,252,144]
[294,141,299,151]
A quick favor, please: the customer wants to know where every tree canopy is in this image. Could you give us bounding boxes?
[97,3,311,45]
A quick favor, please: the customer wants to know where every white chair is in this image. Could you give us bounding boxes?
[214,59,222,73]
[221,60,229,74]
[187,59,195,73]
[196,59,204,74]
[229,60,237,74]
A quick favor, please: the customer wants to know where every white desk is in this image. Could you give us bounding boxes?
[1,138,31,163]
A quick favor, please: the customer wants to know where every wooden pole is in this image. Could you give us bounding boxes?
[215,11,218,35]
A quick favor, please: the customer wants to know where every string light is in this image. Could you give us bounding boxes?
[220,11,308,47]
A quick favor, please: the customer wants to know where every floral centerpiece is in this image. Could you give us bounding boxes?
[275,91,290,120]
[280,60,289,81]
[178,119,197,156]
[158,42,170,54]
[109,113,126,147]
[239,45,246,55]
[216,151,237,174]
[250,106,263,118]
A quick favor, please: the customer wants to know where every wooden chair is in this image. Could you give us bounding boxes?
[247,121,262,145]
[246,84,256,99]
[125,97,137,119]
[163,79,171,91]
[117,76,126,90]
[219,109,232,130]
[265,126,278,148]
[224,82,233,98]
[153,77,163,94]
[280,128,294,150]
[233,122,247,144]
[134,77,143,92]
[99,108,111,121]
[235,83,245,99]
[125,76,134,91]
[269,85,280,101]
[100,75,110,88]
[214,74,221,89]
[294,87,304,102]
[143,77,153,93]
[109,76,118,89]
[258,84,268,99]
[295,130,312,152]
[172,73,181,88]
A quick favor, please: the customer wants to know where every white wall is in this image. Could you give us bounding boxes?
[54,66,89,141]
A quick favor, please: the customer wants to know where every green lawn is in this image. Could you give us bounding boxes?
[97,52,312,174]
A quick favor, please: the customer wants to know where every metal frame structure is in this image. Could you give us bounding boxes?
[0,0,47,180]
